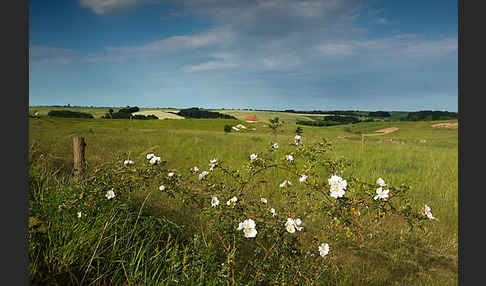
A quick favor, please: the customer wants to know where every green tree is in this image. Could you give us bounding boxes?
[224,125,232,133]
[295,126,303,135]
[268,117,281,136]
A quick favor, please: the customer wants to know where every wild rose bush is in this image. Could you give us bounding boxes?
[30,136,438,284]
[154,136,437,283]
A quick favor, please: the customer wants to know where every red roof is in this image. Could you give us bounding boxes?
[245,115,256,121]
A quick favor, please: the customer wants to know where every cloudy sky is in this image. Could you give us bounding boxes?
[29,0,458,111]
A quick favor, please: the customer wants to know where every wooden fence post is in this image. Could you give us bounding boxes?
[73,136,86,181]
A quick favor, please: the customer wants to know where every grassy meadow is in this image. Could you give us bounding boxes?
[28,108,458,285]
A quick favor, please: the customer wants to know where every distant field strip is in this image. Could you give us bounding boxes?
[212,109,325,123]
[133,110,184,119]
[363,127,399,136]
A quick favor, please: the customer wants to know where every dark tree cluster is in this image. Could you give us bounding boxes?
[102,106,158,120]
[177,108,237,119]
[406,110,458,121]
[297,115,361,127]
[47,110,94,119]
[368,111,391,117]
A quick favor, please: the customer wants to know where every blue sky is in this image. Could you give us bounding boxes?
[29,0,458,111]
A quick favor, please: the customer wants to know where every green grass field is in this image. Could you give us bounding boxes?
[28,108,457,285]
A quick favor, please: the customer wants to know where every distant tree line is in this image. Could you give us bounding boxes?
[296,115,361,127]
[368,111,391,117]
[282,110,363,116]
[177,108,237,119]
[47,110,94,119]
[406,111,458,121]
[102,106,158,120]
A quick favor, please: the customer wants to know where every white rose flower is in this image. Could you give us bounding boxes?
[105,190,115,200]
[237,219,257,238]
[270,208,276,217]
[376,177,386,187]
[285,217,303,233]
[330,185,346,198]
[318,243,330,257]
[226,196,238,207]
[373,187,389,200]
[211,196,220,207]
[149,156,161,165]
[198,171,209,181]
[423,204,436,220]
[328,175,347,198]
[285,218,296,233]
[146,153,155,160]
[299,175,308,183]
[279,180,292,188]
[159,185,165,191]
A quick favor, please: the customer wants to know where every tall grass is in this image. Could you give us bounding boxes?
[29,116,458,285]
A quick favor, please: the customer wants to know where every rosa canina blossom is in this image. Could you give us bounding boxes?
[237,219,257,238]
[279,180,292,188]
[376,177,386,187]
[226,196,238,207]
[105,190,115,200]
[146,153,155,160]
[198,171,209,181]
[328,175,347,198]
[285,217,303,233]
[299,175,308,183]
[149,156,161,165]
[270,208,276,217]
[374,187,389,200]
[318,243,330,257]
[422,204,436,220]
[211,196,220,207]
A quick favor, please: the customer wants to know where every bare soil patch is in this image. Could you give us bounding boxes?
[364,127,399,137]
[430,123,458,129]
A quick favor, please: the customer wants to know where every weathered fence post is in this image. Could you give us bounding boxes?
[73,136,86,181]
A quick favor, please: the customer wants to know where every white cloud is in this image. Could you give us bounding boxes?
[79,0,159,14]
[92,28,234,61]
[184,61,238,72]
[315,35,457,59]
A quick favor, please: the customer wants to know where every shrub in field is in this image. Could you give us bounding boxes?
[29,137,439,285]
[224,124,232,133]
[295,126,303,135]
[178,107,237,119]
[47,110,94,119]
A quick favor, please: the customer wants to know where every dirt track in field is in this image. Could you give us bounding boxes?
[430,123,458,129]
[363,127,399,137]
